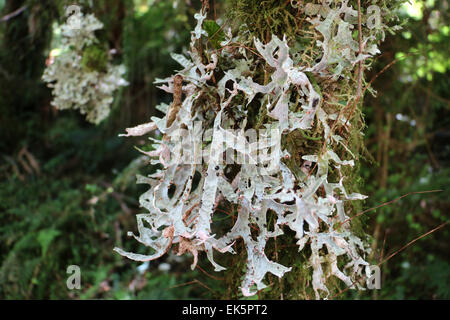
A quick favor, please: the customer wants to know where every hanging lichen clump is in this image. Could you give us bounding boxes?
[42,12,128,124]
[115,0,404,299]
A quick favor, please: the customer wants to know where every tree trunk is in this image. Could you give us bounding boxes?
[0,0,57,152]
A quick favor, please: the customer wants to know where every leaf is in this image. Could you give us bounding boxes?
[37,229,61,257]
[203,20,225,49]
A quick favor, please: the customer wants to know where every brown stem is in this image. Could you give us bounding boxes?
[357,0,364,97]
[166,75,183,128]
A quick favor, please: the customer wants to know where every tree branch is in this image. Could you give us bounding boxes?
[0,5,27,23]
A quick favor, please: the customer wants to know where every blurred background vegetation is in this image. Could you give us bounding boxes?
[0,0,448,299]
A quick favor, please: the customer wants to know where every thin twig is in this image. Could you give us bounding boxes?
[377,221,448,267]
[168,278,215,293]
[215,43,264,59]
[330,221,448,299]
[379,229,389,265]
[338,189,443,228]
[0,5,27,23]
[196,265,225,281]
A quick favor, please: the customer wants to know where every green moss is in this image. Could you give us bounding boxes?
[260,229,314,299]
[81,45,108,73]
[226,0,301,41]
[222,240,248,299]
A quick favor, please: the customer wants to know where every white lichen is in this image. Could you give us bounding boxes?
[42,12,128,124]
[115,2,399,299]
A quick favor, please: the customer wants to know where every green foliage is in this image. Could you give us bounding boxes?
[0,176,102,299]
[203,20,225,49]
[37,229,61,257]
[0,142,213,299]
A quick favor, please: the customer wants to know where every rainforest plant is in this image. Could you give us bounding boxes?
[112,0,405,299]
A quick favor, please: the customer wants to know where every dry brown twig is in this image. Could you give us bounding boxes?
[338,189,444,228]
[166,74,184,128]
[378,221,448,267]
[168,278,215,294]
[196,265,225,281]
